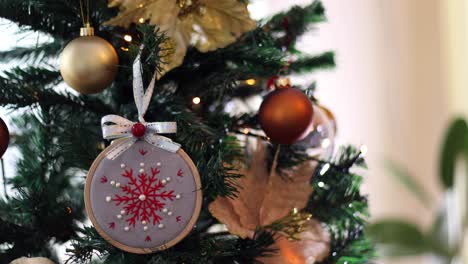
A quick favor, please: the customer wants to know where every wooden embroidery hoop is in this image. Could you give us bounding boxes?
[84,138,202,254]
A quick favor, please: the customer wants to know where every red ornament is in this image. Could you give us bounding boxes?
[258,88,314,144]
[0,117,9,158]
[131,123,146,137]
[266,76,279,90]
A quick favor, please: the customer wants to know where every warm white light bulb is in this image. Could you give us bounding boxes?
[192,97,201,105]
[320,163,331,176]
[124,34,132,42]
[245,79,256,86]
[360,145,368,155]
[321,138,331,148]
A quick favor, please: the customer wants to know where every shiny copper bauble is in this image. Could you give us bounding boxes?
[258,88,314,144]
[60,29,118,94]
[0,117,9,158]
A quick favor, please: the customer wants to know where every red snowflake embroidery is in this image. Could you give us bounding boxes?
[100,176,108,183]
[176,216,181,222]
[177,169,183,177]
[145,235,152,242]
[139,149,148,156]
[112,167,175,227]
[108,222,115,229]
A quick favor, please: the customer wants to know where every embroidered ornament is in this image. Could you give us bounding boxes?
[84,53,202,254]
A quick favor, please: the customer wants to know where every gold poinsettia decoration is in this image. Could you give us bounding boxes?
[106,0,256,77]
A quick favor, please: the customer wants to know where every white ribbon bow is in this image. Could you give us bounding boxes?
[101,52,180,160]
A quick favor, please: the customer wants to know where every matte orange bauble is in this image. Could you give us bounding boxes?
[0,117,9,158]
[258,88,314,144]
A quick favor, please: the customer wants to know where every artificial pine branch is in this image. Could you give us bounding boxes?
[0,41,63,64]
[266,1,326,49]
[67,227,275,264]
[0,66,115,116]
[309,146,375,263]
[288,52,336,74]
[0,0,114,39]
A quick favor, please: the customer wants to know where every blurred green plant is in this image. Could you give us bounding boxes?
[367,118,468,263]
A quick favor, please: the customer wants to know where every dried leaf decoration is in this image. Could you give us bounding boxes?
[209,140,330,263]
[106,0,256,77]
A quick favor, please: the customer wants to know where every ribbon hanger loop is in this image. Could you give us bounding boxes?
[101,48,179,159]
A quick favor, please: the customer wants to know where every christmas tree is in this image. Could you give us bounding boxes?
[0,1,375,263]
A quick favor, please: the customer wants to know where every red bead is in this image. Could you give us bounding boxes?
[131,123,146,138]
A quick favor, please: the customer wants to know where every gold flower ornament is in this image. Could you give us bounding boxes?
[106,0,256,77]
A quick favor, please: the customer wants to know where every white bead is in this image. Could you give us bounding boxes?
[105,196,112,202]
[166,177,171,182]
[139,168,144,173]
[168,211,173,216]
[158,224,164,229]
[163,208,168,213]
[120,164,125,168]
[139,194,146,201]
[144,226,149,231]
[124,226,129,231]
[115,182,121,188]
[120,210,126,215]
[110,181,115,186]
[142,220,147,225]
[162,180,167,184]
[176,194,181,200]
[117,214,122,219]
[157,162,161,166]
[140,162,145,167]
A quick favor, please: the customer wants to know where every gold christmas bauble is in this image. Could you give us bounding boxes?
[60,26,118,94]
[10,257,55,264]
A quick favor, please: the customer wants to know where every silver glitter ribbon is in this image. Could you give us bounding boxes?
[101,53,180,160]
